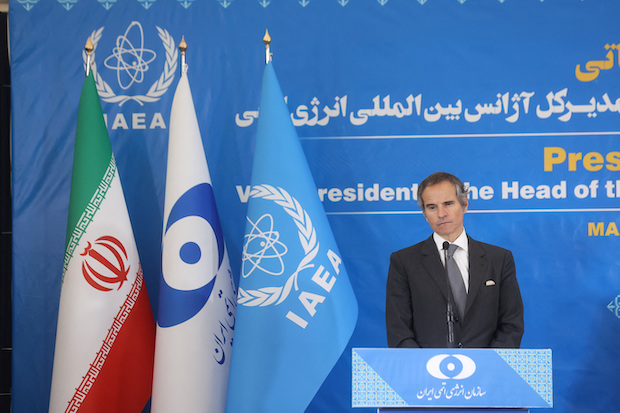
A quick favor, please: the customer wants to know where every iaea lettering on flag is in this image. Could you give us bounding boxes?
[225,61,358,413]
[151,65,236,413]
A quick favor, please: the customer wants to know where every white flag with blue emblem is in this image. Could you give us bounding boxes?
[225,62,358,413]
[151,65,236,413]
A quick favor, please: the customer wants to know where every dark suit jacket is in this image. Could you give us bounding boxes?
[386,235,524,348]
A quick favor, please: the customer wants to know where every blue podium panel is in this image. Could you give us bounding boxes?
[352,348,552,409]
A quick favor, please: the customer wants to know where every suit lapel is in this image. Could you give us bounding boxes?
[465,236,487,315]
[420,236,451,301]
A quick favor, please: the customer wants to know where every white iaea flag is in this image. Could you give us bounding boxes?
[151,64,236,413]
[49,72,155,412]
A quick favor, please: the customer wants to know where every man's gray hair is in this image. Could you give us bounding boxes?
[417,172,469,210]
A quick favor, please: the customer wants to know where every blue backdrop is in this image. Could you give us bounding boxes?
[10,1,620,412]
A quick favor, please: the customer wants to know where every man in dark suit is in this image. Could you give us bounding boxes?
[386,172,524,348]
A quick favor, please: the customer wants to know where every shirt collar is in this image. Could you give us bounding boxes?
[432,229,468,253]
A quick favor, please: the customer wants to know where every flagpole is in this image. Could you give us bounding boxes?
[179,36,188,74]
[84,37,94,76]
[263,29,272,64]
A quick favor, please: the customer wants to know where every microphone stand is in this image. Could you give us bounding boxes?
[443,241,457,348]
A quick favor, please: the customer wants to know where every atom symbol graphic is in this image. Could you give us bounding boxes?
[103,21,157,90]
[242,214,288,278]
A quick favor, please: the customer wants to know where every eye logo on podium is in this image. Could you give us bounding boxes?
[426,354,477,380]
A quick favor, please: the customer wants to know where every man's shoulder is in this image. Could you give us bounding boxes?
[468,236,512,257]
[392,236,434,257]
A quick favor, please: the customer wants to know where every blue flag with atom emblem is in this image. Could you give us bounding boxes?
[225,62,358,413]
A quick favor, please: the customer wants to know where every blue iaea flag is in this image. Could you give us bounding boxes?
[225,62,358,413]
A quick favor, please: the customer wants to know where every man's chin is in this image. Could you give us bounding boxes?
[435,225,455,238]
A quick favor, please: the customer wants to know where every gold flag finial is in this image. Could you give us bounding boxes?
[85,37,94,76]
[179,36,188,74]
[179,36,187,55]
[85,38,94,55]
[263,29,271,46]
[263,29,272,64]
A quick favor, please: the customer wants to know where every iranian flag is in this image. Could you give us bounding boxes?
[48,72,155,413]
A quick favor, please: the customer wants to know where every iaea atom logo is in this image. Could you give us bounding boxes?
[238,185,319,308]
[83,21,177,106]
[426,354,476,380]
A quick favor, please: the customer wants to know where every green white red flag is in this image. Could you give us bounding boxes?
[48,72,155,413]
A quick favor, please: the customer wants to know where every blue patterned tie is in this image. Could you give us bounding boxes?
[447,244,467,318]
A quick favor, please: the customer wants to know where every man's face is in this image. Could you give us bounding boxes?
[421,180,468,242]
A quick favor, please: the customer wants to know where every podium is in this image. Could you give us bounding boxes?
[352,348,552,412]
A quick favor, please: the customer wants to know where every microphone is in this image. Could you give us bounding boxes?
[443,241,456,347]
